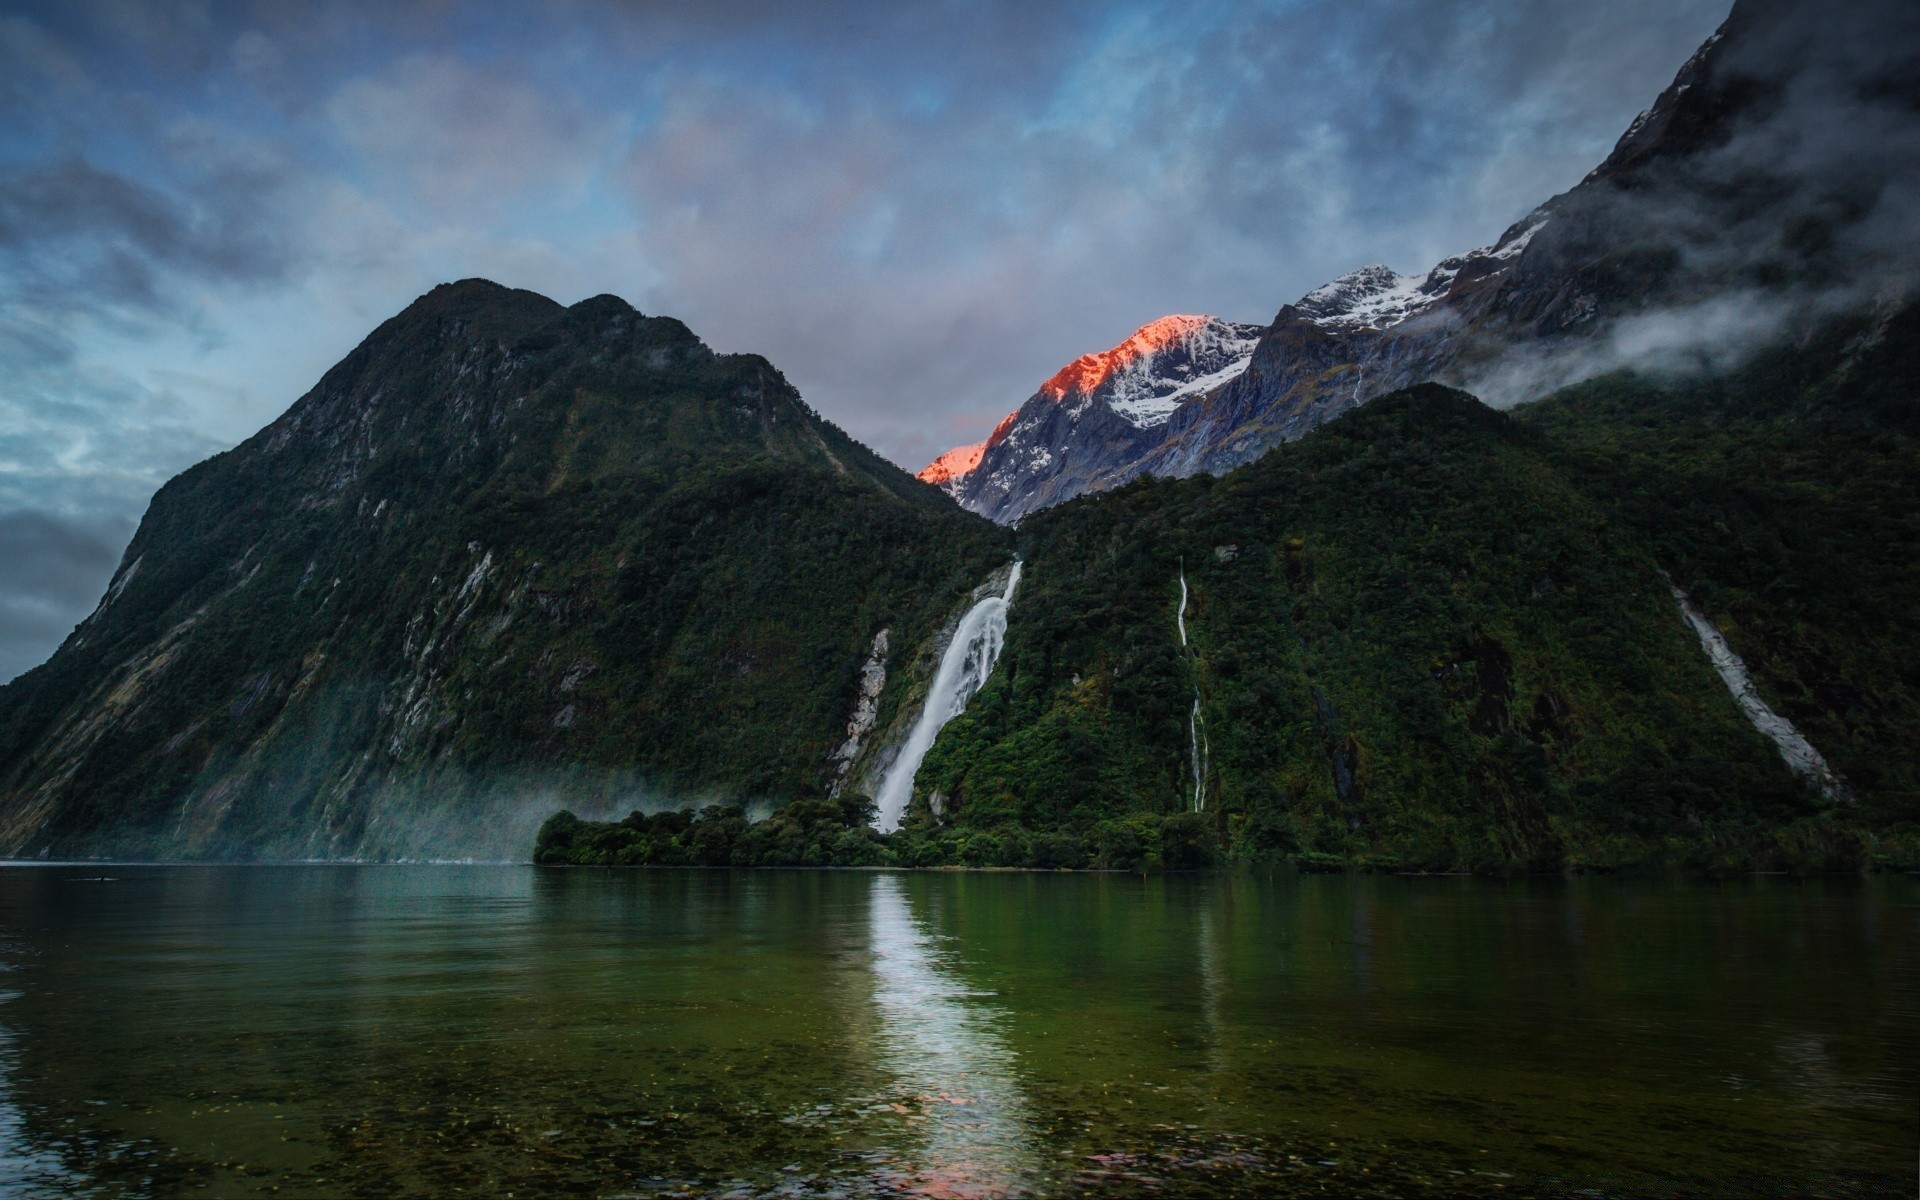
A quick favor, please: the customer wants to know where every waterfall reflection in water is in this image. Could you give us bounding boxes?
[867,875,1037,1198]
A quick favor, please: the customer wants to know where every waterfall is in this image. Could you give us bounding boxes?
[1179,564,1209,811]
[1177,568,1189,646]
[1189,696,1209,812]
[1669,580,1853,803]
[872,563,1023,832]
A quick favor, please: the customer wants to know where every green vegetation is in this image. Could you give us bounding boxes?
[1515,304,1920,867]
[533,803,1216,872]
[0,282,1008,859]
[4,281,1912,873]
[543,314,1918,875]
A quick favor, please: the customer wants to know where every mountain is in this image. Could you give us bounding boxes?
[0,280,1009,859]
[7,0,1913,873]
[548,306,1920,873]
[919,315,1263,522]
[539,0,1920,876]
[925,0,1920,522]
[891,287,1918,872]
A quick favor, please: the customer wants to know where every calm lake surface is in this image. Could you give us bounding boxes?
[0,866,1912,1198]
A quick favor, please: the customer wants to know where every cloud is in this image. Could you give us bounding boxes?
[325,55,615,218]
[0,156,295,323]
[601,0,1733,468]
[1459,0,1920,406]
[0,510,136,683]
[0,0,1738,679]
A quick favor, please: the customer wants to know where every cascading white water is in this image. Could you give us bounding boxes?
[1178,564,1209,812]
[1188,696,1209,812]
[872,563,1023,832]
[1669,580,1853,803]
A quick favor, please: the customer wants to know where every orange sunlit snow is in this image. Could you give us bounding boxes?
[1038,314,1212,400]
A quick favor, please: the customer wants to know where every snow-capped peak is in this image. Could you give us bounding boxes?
[918,411,1017,494]
[917,440,987,488]
[916,314,1262,495]
[1040,314,1263,429]
[1295,213,1551,333]
[1295,264,1440,332]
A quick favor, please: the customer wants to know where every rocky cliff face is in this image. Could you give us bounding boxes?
[0,280,1007,859]
[925,0,1920,521]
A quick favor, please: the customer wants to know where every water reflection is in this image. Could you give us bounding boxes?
[0,1002,71,1195]
[867,875,1036,1197]
[0,868,1908,1196]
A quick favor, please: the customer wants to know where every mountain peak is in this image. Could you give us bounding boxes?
[1294,264,1439,332]
[917,441,987,488]
[1039,314,1216,401]
[1036,314,1263,427]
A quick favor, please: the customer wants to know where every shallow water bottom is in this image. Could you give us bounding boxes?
[0,866,1912,1197]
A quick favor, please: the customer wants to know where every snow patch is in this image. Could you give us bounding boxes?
[1296,214,1550,332]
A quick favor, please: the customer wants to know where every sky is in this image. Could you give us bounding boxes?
[0,0,1732,682]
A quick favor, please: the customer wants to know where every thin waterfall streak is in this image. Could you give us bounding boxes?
[872,563,1022,832]
[1668,579,1853,803]
[1177,566,1189,647]
[1189,698,1205,812]
[1179,565,1209,811]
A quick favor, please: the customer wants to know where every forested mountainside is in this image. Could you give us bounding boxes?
[925,0,1920,523]
[543,300,1919,875]
[6,0,1914,874]
[0,281,1009,860]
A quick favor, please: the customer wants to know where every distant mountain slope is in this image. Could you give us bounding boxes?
[926,0,1920,522]
[0,280,1008,859]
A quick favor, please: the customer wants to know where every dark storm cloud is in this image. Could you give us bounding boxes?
[0,0,1735,681]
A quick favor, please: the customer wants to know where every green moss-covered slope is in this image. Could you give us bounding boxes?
[1514,302,1920,859]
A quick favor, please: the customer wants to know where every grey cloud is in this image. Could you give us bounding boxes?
[613,1,1731,466]
[1461,0,1920,405]
[0,509,135,683]
[0,350,225,681]
[324,55,615,216]
[0,153,298,331]
[1464,290,1809,409]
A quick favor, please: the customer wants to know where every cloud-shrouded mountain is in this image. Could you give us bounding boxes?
[926,0,1920,522]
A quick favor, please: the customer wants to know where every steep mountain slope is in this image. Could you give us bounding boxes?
[921,315,1262,522]
[551,356,1915,873]
[0,280,1009,859]
[926,0,1920,521]
[1516,300,1920,822]
[907,379,1909,873]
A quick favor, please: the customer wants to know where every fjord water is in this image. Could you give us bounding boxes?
[0,868,1912,1197]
